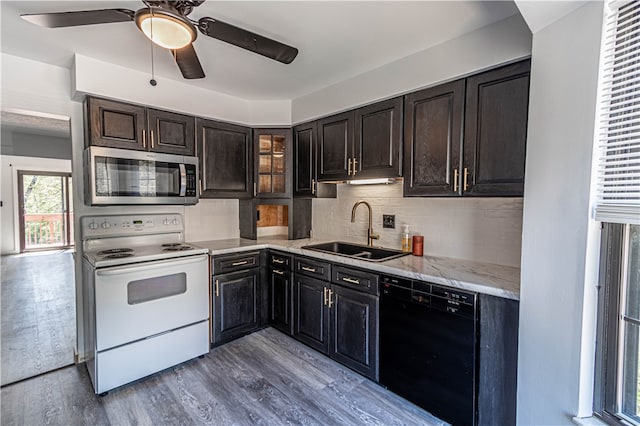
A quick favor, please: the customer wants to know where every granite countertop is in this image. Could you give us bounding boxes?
[191,237,521,301]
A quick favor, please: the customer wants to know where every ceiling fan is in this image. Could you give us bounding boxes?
[20,0,299,80]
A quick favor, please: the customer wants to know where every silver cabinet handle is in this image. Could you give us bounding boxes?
[342,277,360,285]
[273,258,285,264]
[312,179,316,195]
[301,266,317,273]
[215,279,219,297]
[151,130,155,149]
[328,289,334,308]
[273,269,285,276]
[142,129,147,148]
[232,260,249,266]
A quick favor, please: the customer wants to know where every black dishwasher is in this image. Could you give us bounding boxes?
[379,275,478,426]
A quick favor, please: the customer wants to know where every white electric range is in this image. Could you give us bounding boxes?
[81,213,210,394]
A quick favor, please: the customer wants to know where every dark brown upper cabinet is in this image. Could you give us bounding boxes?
[254,128,292,199]
[404,80,464,197]
[293,122,336,198]
[404,59,530,197]
[85,96,195,156]
[317,111,354,181]
[316,99,403,182]
[196,118,253,199]
[354,97,403,179]
[463,60,530,196]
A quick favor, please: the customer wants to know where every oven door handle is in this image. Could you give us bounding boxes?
[96,254,208,276]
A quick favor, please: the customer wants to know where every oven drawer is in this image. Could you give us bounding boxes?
[94,254,209,351]
[213,251,260,275]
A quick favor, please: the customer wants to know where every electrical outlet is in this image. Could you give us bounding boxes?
[383,214,395,229]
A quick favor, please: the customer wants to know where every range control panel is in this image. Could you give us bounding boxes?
[81,214,184,238]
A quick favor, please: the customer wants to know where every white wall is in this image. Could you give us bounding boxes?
[292,14,532,123]
[313,184,523,267]
[73,54,291,126]
[0,155,72,254]
[517,2,604,424]
[1,130,72,160]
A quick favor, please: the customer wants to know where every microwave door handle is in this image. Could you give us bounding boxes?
[179,163,187,196]
[96,254,208,276]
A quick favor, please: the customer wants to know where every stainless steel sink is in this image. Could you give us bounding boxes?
[302,241,410,262]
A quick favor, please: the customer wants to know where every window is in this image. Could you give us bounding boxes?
[595,224,640,425]
[594,1,640,425]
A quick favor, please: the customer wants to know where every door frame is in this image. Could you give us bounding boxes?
[17,170,73,253]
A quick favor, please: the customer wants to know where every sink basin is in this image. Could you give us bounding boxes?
[302,241,410,262]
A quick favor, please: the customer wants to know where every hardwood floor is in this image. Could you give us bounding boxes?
[1,251,76,386]
[1,328,446,426]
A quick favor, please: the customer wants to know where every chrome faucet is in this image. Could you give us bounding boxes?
[351,200,380,247]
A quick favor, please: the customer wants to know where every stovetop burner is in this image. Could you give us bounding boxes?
[161,243,182,248]
[103,253,135,259]
[163,246,194,252]
[97,248,134,256]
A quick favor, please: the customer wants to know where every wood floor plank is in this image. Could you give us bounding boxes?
[1,327,444,426]
[1,252,76,385]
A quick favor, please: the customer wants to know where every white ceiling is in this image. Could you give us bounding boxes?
[1,1,520,101]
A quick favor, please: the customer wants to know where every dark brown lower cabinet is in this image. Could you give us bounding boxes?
[213,268,260,346]
[329,285,378,379]
[293,274,330,353]
[269,267,294,335]
[293,272,379,381]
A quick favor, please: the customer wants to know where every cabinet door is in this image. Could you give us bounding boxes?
[354,97,403,179]
[197,118,253,198]
[254,128,292,198]
[293,274,329,353]
[464,60,530,196]
[317,111,354,181]
[213,269,259,345]
[270,268,294,335]
[329,285,378,380]
[147,108,195,156]
[293,122,316,197]
[85,97,146,151]
[404,80,464,196]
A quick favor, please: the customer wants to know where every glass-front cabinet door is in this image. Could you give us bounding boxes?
[254,129,292,198]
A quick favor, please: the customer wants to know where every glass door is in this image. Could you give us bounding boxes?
[18,171,73,252]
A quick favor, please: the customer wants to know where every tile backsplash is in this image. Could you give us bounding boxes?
[185,199,239,242]
[312,183,523,267]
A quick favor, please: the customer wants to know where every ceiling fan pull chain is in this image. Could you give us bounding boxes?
[149,7,157,86]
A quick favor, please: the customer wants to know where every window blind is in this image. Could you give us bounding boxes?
[595,0,640,225]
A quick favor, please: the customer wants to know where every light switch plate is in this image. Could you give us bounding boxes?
[383,214,395,229]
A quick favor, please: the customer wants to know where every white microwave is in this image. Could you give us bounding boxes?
[84,146,199,205]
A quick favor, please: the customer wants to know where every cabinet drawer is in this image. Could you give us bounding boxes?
[213,251,260,275]
[269,251,292,270]
[294,256,331,281]
[332,265,379,295]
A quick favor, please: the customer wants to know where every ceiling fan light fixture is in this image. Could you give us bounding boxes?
[135,8,196,50]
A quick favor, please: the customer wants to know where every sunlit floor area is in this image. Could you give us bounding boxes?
[1,250,75,386]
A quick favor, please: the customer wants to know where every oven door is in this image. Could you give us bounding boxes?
[94,254,209,351]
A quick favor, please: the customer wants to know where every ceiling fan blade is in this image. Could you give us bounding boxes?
[21,9,134,28]
[198,17,298,64]
[171,44,206,79]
